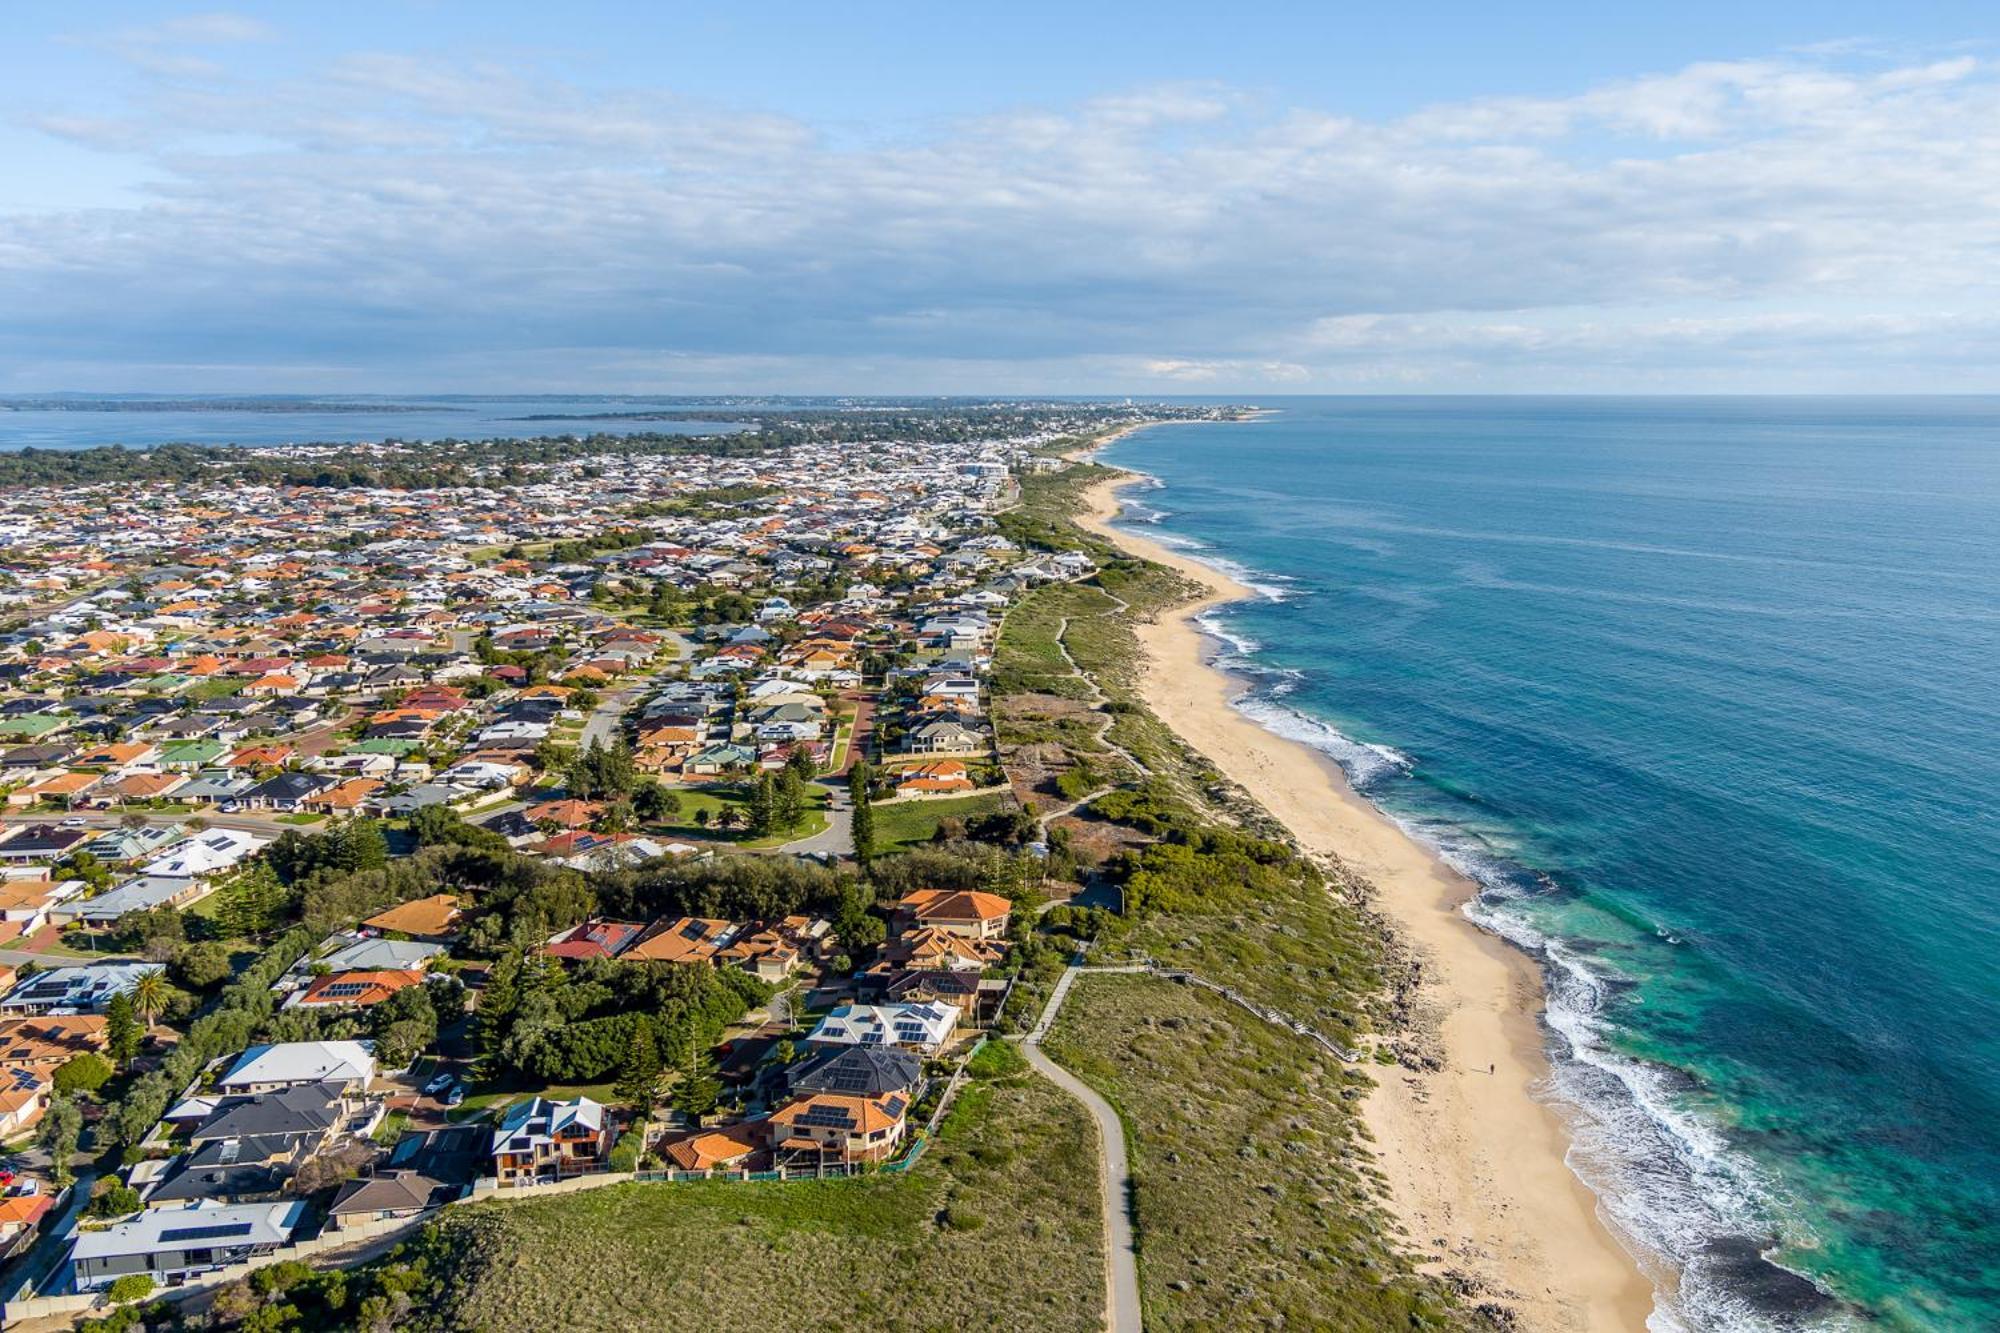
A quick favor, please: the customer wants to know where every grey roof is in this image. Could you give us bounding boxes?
[787,1045,925,1098]
[319,937,443,973]
[329,1169,443,1215]
[193,1083,344,1143]
[68,1200,307,1262]
[73,876,196,923]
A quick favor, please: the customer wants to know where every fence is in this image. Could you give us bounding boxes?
[1141,963,1359,1063]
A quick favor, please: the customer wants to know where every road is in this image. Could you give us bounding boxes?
[579,633,689,750]
[778,779,853,858]
[1020,964,1147,1333]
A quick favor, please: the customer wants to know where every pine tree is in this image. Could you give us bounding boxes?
[672,1050,722,1121]
[747,773,777,837]
[851,792,876,863]
[774,769,808,833]
[105,992,140,1066]
[613,1016,663,1115]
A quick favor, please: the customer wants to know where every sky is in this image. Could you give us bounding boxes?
[3,2,1999,395]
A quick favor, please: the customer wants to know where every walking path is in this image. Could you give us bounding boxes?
[1019,963,1147,1333]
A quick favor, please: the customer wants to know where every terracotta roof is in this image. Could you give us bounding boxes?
[896,889,1013,924]
[664,1123,761,1171]
[297,969,426,1007]
[363,894,463,937]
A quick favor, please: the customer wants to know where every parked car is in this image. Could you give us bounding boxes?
[442,1083,466,1108]
[423,1072,453,1096]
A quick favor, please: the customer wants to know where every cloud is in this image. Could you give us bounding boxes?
[1,38,1997,391]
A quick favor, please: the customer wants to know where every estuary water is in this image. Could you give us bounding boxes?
[1103,398,2000,1331]
[0,396,739,451]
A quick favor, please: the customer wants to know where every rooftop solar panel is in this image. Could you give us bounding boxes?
[159,1223,256,1243]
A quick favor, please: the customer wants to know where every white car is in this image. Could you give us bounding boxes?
[59,817,86,828]
[423,1072,454,1096]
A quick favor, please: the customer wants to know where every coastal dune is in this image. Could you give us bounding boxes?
[1073,467,1657,1332]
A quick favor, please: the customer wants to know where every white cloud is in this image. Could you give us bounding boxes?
[2,39,1997,391]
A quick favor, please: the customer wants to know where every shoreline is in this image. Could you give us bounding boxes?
[1072,462,1658,1332]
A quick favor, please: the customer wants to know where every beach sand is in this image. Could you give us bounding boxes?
[1072,464,1657,1332]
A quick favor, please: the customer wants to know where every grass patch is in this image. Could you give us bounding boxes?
[871,791,1016,851]
[1045,975,1464,1330]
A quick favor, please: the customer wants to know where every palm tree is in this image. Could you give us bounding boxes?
[131,969,169,1028]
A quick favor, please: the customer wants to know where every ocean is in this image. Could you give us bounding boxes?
[1101,398,2000,1332]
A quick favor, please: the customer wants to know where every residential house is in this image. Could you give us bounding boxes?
[489,1096,612,1184]
[361,894,464,940]
[892,889,1013,941]
[805,1001,956,1055]
[766,1091,909,1164]
[68,1200,308,1291]
[217,1041,377,1095]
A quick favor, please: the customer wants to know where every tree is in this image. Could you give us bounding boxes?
[53,1052,113,1096]
[567,738,637,800]
[774,769,808,834]
[632,781,680,824]
[38,1094,81,1186]
[219,863,288,937]
[87,1180,143,1219]
[850,796,876,863]
[613,1016,664,1115]
[130,969,169,1027]
[172,940,233,991]
[745,774,777,838]
[784,746,818,783]
[671,1050,721,1120]
[105,992,141,1065]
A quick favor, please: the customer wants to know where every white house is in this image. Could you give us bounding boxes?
[141,828,270,880]
[806,1001,957,1055]
[216,1040,379,1095]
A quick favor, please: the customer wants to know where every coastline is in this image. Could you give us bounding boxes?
[1072,462,1658,1332]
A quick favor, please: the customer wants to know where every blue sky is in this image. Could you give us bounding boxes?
[3,3,1998,393]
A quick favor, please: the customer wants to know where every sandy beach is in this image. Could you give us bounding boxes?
[1072,464,1657,1332]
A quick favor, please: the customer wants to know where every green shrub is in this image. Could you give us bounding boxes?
[104,1274,154,1304]
[53,1052,112,1096]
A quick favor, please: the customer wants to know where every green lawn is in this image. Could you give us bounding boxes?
[872,791,1016,851]
[366,1044,1103,1332]
[638,783,830,847]
[448,1079,619,1123]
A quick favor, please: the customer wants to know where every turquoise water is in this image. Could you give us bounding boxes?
[1103,399,2000,1332]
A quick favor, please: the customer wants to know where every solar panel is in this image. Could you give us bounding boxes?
[160,1223,256,1243]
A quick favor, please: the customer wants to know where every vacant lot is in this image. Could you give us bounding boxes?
[390,1042,1103,1332]
[871,789,1017,851]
